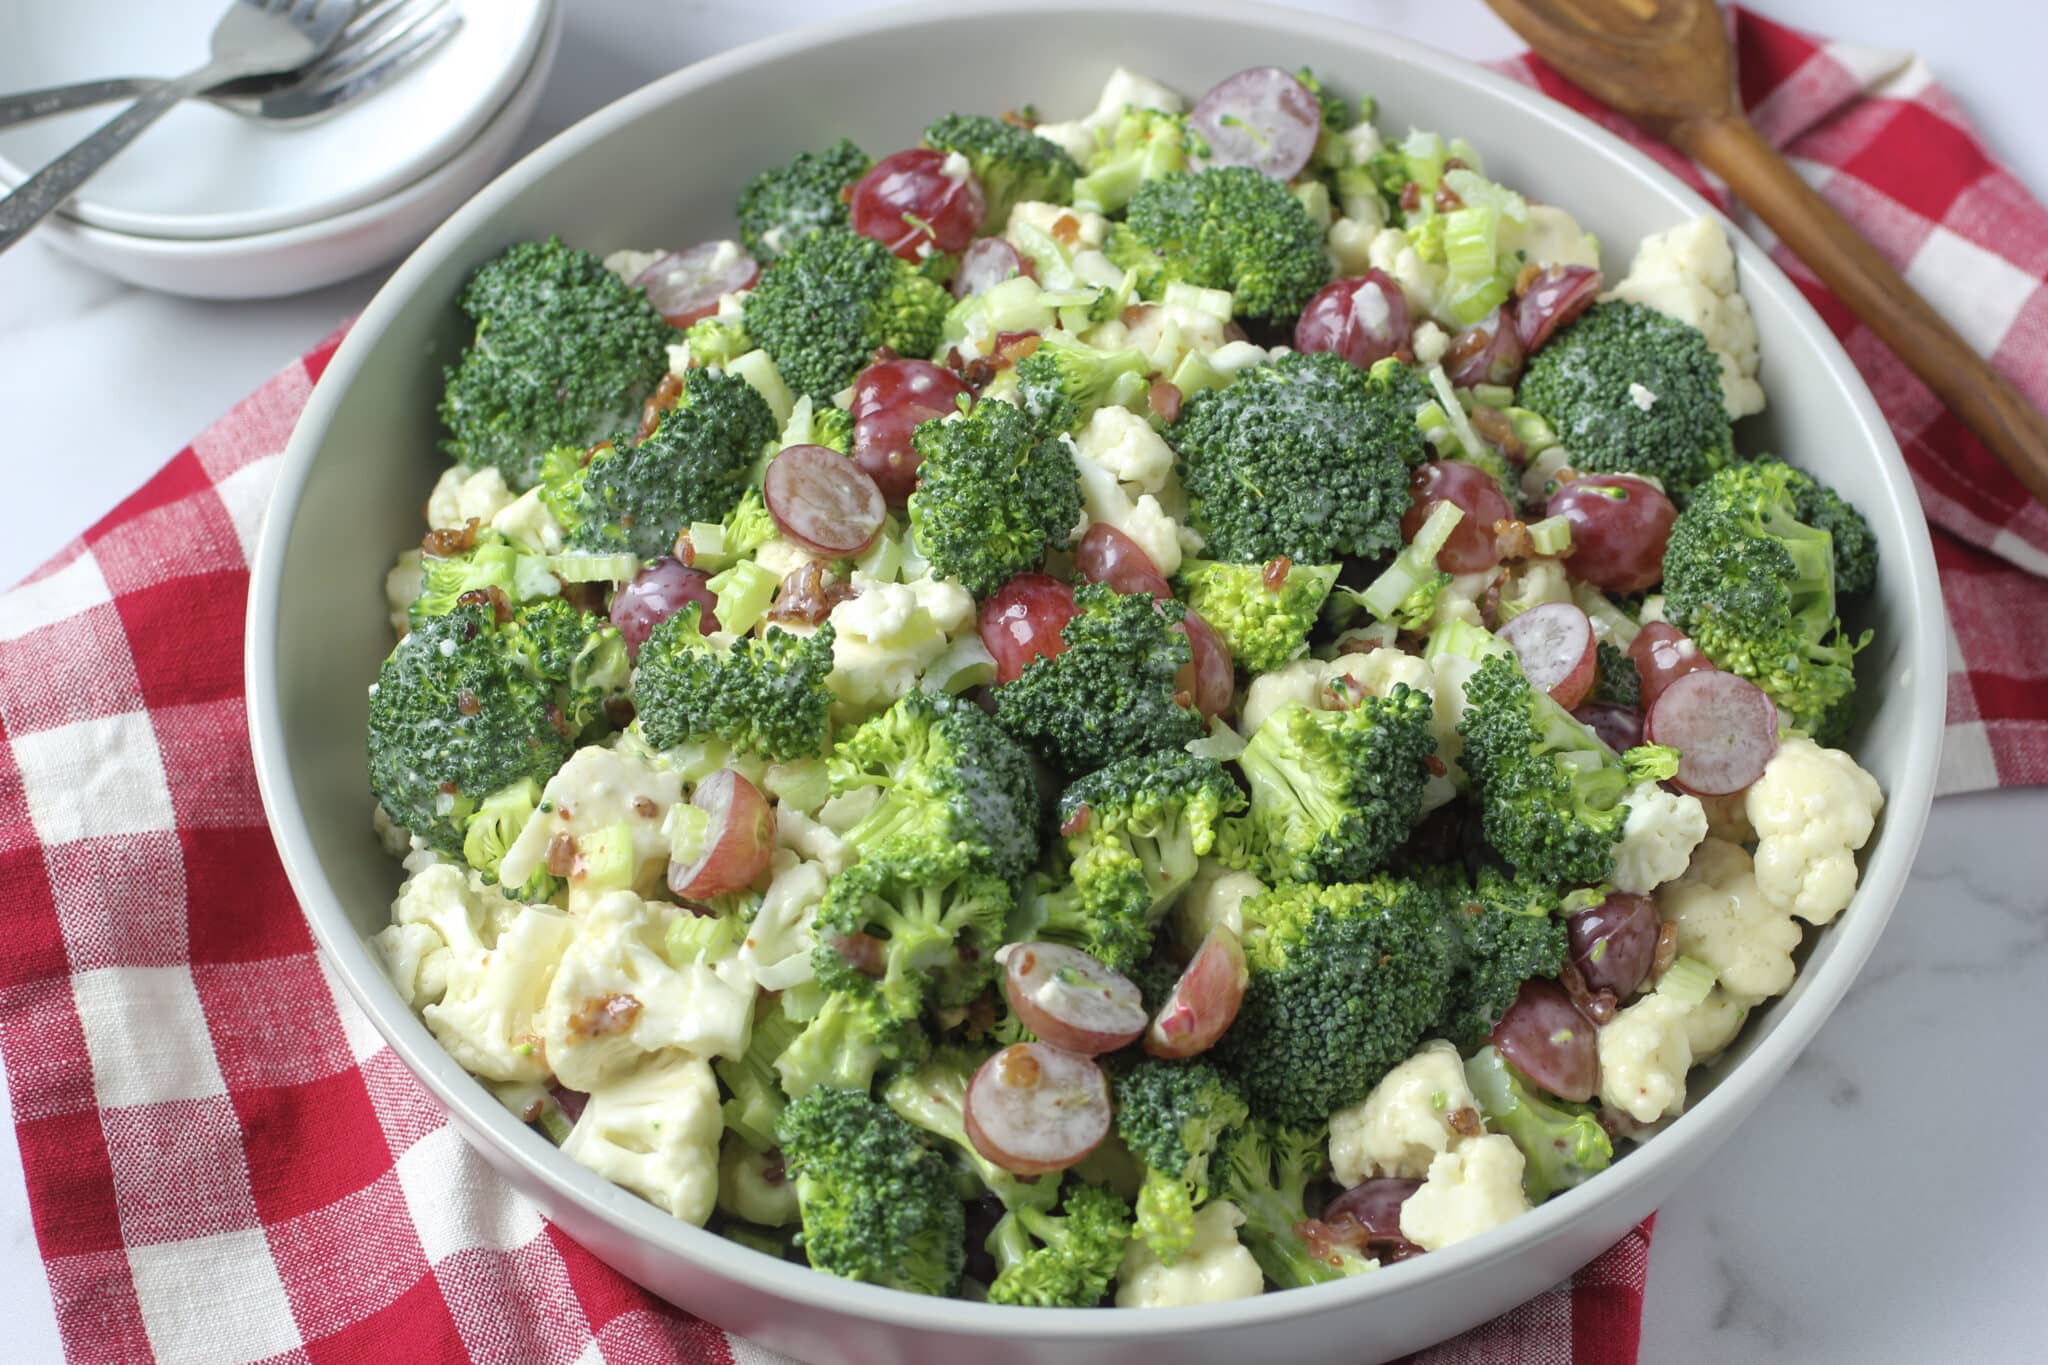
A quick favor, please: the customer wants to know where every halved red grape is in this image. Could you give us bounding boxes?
[1515,264,1602,353]
[1627,622,1714,709]
[1442,308,1527,389]
[851,359,970,504]
[1567,892,1661,999]
[1647,670,1780,796]
[668,769,775,900]
[1402,460,1512,574]
[964,1043,1111,1176]
[611,556,718,656]
[1491,979,1598,1102]
[1545,475,1677,593]
[851,148,985,260]
[763,444,886,557]
[1293,272,1412,371]
[1144,926,1248,1060]
[1499,602,1597,709]
[979,573,1079,684]
[1321,1177,1426,1264]
[1190,67,1323,180]
[1175,610,1234,719]
[1572,700,1644,753]
[953,237,1030,299]
[1000,942,1147,1056]
[634,242,760,327]
[1075,523,1170,599]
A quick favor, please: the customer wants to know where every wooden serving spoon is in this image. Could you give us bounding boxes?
[1484,0,2048,507]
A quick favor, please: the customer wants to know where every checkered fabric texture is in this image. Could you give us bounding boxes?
[1,8,2042,1362]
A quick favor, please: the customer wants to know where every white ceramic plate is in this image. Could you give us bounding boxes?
[0,0,549,240]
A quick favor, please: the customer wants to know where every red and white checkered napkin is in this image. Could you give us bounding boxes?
[2,7,2043,1363]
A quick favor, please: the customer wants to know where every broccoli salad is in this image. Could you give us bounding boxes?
[369,63,1885,1308]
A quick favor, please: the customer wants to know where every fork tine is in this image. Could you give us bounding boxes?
[246,8,460,118]
[296,0,450,84]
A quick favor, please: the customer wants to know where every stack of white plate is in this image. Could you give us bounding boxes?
[0,0,559,298]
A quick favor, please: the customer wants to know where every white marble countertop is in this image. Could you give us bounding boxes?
[2,2,2043,1361]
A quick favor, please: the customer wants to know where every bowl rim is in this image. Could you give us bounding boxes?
[247,0,1946,1337]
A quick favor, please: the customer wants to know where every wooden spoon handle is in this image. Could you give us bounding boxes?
[1672,112,2048,507]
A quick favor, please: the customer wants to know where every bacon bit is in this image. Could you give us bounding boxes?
[998,1045,1042,1088]
[518,1097,545,1123]
[457,584,515,624]
[438,780,459,796]
[1261,556,1293,592]
[1000,108,1035,129]
[638,371,684,441]
[455,690,482,717]
[1514,261,1545,297]
[1378,953,1392,968]
[1424,753,1448,777]
[557,805,574,822]
[544,703,576,740]
[1147,380,1183,424]
[1060,803,1093,837]
[1398,181,1424,214]
[1446,1106,1484,1139]
[1172,687,1196,710]
[1650,921,1681,984]
[1493,518,1536,562]
[963,989,998,1041]
[1051,213,1082,247]
[1468,404,1526,463]
[421,517,480,558]
[632,796,658,819]
[761,1152,788,1185]
[1433,182,1464,214]
[993,331,1041,367]
[565,993,642,1041]
[766,560,857,626]
[673,529,696,565]
[1561,960,1620,1026]
[1320,676,1365,711]
[545,832,578,878]
[838,182,856,204]
[604,696,637,729]
[1443,326,1491,373]
[834,931,888,978]
[584,437,614,463]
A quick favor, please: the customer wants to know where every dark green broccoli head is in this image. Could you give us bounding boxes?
[1216,877,1462,1127]
[406,530,559,628]
[1171,351,1429,564]
[826,689,1042,883]
[630,607,836,760]
[1429,865,1571,1051]
[906,399,1081,597]
[1663,459,1867,742]
[742,228,952,402]
[736,138,871,259]
[1696,455,1878,595]
[984,1183,1133,1307]
[992,582,1204,778]
[1221,1119,1374,1287]
[1070,107,1209,216]
[499,597,628,734]
[1465,1046,1612,1202]
[367,603,576,857]
[1455,652,1631,884]
[811,842,1013,1022]
[1110,167,1329,320]
[883,1046,1064,1215]
[540,368,776,559]
[1014,333,1149,435]
[1231,684,1438,885]
[1516,301,1735,504]
[775,1085,966,1296]
[1176,558,1341,674]
[1114,1059,1250,1265]
[921,113,1080,234]
[439,238,674,489]
[1591,639,1641,707]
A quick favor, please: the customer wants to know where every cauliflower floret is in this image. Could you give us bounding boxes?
[1075,404,1174,492]
[490,487,566,555]
[539,891,754,1091]
[718,1132,800,1227]
[376,862,494,1009]
[1606,217,1764,418]
[1612,780,1709,894]
[1237,657,1325,738]
[1657,838,1801,1000]
[737,852,831,990]
[1324,217,1378,276]
[1398,1136,1533,1252]
[497,746,682,910]
[1411,320,1451,368]
[562,1050,722,1225]
[823,572,976,719]
[383,549,424,640]
[1501,203,1601,271]
[1685,986,1755,1060]
[1745,737,1882,926]
[1115,1199,1266,1308]
[1068,412,1188,575]
[421,901,573,1083]
[426,464,516,532]
[1120,298,1234,378]
[1365,225,1448,320]
[1597,991,1695,1123]
[1034,66,1189,165]
[752,534,824,582]
[1172,858,1266,945]
[1497,557,1572,620]
[1330,1040,1478,1184]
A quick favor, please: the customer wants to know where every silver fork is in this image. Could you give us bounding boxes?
[0,0,358,253]
[0,0,460,131]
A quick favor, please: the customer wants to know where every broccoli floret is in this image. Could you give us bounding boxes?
[883,1046,1063,1214]
[1215,878,1461,1126]
[1070,106,1209,216]
[775,1086,966,1295]
[742,228,952,402]
[1230,686,1437,885]
[922,113,1080,235]
[1176,558,1340,674]
[539,369,776,559]
[367,604,579,857]
[630,607,835,760]
[1032,750,1247,969]
[1662,459,1868,742]
[438,238,673,489]
[992,582,1203,777]
[1751,456,1877,597]
[407,531,560,627]
[1171,351,1429,565]
[500,596,629,733]
[1431,866,1571,1051]
[1516,301,1735,504]
[1112,167,1329,320]
[716,996,806,1152]
[1293,67,1358,133]
[1455,651,1632,885]
[773,992,897,1100]
[905,400,1081,597]
[984,1184,1133,1307]
[1591,639,1641,707]
[811,843,1012,1023]
[826,689,1042,883]
[1114,1059,1249,1265]
[460,777,555,897]
[736,138,872,260]
[1465,1046,1612,1202]
[807,404,856,456]
[1221,1120,1374,1287]
[1014,332,1149,435]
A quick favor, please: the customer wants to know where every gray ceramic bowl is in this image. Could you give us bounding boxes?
[246,3,1946,1360]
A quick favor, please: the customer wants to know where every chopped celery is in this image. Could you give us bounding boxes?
[1527,515,1574,557]
[709,560,779,636]
[551,553,638,584]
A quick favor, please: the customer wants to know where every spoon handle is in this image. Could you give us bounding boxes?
[1673,112,2048,507]
[0,79,156,132]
